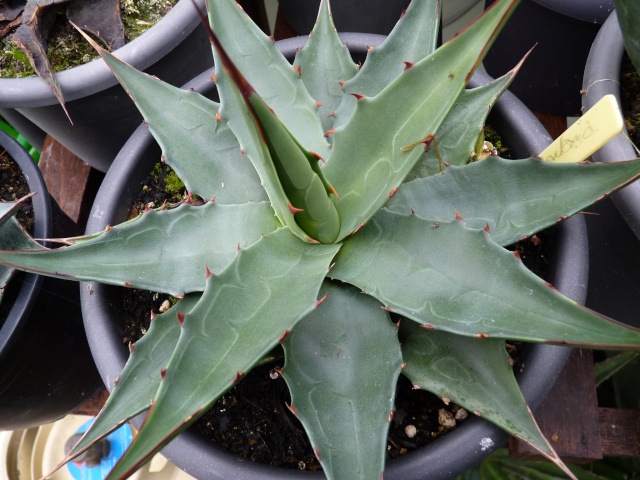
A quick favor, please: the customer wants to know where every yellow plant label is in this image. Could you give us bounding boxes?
[540,94,623,163]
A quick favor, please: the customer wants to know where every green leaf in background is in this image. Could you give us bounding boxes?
[283,281,403,480]
[456,448,636,480]
[610,353,640,410]
[614,0,640,74]
[595,351,640,387]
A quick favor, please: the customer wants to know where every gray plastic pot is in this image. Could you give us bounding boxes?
[80,35,587,480]
[582,11,640,239]
[276,0,486,35]
[277,0,410,35]
[0,130,103,430]
[483,0,614,116]
[580,11,640,331]
[0,0,212,173]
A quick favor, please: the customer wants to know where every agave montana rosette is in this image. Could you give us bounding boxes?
[2,0,640,479]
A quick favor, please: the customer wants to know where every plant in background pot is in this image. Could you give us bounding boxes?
[0,0,213,172]
[2,0,640,479]
[0,129,102,430]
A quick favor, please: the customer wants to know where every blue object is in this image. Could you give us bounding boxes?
[67,419,133,480]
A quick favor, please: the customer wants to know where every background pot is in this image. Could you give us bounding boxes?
[276,0,410,35]
[80,35,587,479]
[483,0,614,116]
[0,130,103,430]
[276,0,485,36]
[0,0,213,173]
[580,11,640,335]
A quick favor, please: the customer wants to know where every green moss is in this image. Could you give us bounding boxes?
[482,124,512,159]
[0,0,179,79]
[621,55,640,151]
[122,0,178,41]
[151,162,186,202]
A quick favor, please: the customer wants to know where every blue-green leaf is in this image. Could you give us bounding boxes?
[106,228,340,479]
[283,281,403,480]
[330,209,640,348]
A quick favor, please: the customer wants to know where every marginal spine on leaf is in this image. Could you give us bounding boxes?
[233,371,245,383]
[286,403,297,416]
[279,330,291,342]
[315,292,328,308]
[288,203,305,214]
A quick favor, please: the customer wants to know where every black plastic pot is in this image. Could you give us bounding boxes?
[0,0,213,173]
[483,0,614,116]
[0,130,103,430]
[277,0,410,35]
[81,35,587,479]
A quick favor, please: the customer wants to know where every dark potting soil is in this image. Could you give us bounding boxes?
[0,150,34,329]
[115,158,546,472]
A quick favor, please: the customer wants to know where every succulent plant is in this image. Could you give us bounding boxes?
[615,0,640,73]
[0,0,175,118]
[2,0,640,479]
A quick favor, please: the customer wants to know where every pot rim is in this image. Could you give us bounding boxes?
[0,0,206,108]
[82,34,586,480]
[531,0,613,24]
[0,130,51,354]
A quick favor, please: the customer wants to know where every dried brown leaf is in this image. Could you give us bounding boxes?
[67,0,125,50]
[10,0,72,121]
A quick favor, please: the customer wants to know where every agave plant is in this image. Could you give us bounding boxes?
[2,0,640,479]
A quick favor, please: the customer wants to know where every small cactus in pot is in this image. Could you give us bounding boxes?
[2,0,640,479]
